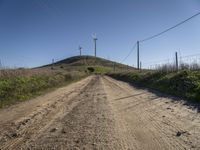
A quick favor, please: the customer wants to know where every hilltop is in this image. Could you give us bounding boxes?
[41,55,136,73]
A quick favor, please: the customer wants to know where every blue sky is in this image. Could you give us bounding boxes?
[0,0,200,68]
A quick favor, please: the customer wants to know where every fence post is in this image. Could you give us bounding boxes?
[137,41,140,70]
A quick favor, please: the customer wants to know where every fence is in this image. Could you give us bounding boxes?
[143,53,200,72]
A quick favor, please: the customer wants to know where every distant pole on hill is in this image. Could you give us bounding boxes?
[51,59,54,70]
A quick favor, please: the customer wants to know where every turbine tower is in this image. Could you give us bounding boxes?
[92,33,98,57]
[79,46,82,56]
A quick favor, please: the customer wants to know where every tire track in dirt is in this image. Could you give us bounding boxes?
[102,76,200,150]
[0,76,94,150]
[24,76,123,150]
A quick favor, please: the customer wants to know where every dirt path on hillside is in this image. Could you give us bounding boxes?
[0,75,200,150]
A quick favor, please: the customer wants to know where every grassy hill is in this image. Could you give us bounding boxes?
[41,55,136,73]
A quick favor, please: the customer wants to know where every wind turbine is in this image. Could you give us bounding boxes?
[79,45,82,56]
[92,33,98,57]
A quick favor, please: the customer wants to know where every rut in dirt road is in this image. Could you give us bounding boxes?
[102,76,200,150]
[0,75,200,150]
[0,76,123,150]
[0,76,94,149]
[25,76,122,149]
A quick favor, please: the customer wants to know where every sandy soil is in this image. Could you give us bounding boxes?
[0,75,200,150]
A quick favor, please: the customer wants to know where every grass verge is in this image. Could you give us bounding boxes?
[107,70,200,102]
[0,71,87,108]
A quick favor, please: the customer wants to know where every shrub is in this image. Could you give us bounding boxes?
[87,67,95,73]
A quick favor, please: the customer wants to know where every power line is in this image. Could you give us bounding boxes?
[140,11,200,43]
[120,42,137,63]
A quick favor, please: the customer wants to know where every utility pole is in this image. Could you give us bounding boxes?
[92,34,98,57]
[137,41,140,70]
[175,52,178,71]
[140,61,142,70]
[79,46,82,56]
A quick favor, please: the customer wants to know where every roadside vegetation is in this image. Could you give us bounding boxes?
[0,55,135,108]
[0,68,87,108]
[107,70,200,102]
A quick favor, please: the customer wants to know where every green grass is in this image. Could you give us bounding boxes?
[0,72,87,108]
[107,70,200,102]
[93,66,112,74]
[86,66,113,74]
[42,55,136,72]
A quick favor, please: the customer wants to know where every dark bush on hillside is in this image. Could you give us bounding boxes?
[87,67,95,73]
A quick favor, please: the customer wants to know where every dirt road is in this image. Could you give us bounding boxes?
[0,75,200,150]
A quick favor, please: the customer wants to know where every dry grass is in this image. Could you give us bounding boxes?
[0,68,57,78]
[0,68,88,108]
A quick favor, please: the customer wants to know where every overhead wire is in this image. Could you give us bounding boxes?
[120,12,200,65]
[120,42,137,63]
[140,11,200,43]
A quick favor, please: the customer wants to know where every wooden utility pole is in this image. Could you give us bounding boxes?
[137,41,140,70]
[175,52,178,71]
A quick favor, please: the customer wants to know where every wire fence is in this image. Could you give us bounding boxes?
[142,53,200,72]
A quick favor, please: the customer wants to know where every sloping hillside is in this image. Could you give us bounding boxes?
[42,55,136,73]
